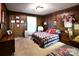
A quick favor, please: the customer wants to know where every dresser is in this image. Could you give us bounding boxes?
[0,34,15,56]
[60,31,71,45]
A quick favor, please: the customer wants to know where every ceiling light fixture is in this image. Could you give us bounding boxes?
[36,6,44,10]
[30,3,48,12]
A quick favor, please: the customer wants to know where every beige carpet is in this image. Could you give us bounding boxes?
[14,37,64,56]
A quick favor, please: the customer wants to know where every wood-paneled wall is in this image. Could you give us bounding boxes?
[0,3,1,20]
[44,5,79,29]
[1,4,79,38]
[43,5,79,38]
[9,11,43,37]
[0,3,2,39]
[0,3,9,39]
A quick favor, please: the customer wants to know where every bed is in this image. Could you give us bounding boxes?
[32,32,60,48]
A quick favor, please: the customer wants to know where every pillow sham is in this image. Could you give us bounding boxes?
[46,28,56,34]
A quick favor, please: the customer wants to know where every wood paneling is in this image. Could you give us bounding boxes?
[9,12,27,37]
[37,16,43,26]
[0,3,1,20]
[0,4,1,22]
[2,4,79,38]
[0,30,3,39]
[43,5,79,38]
[9,11,43,37]
[43,5,79,30]
[0,4,9,39]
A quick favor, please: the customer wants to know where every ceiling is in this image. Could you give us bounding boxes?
[5,3,79,15]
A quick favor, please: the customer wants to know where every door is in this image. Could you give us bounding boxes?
[27,16,37,35]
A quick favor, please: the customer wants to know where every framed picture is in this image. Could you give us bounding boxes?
[16,24,20,27]
[21,20,24,23]
[11,20,15,23]
[16,16,20,19]
[16,20,20,23]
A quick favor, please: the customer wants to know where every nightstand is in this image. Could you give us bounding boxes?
[60,31,71,45]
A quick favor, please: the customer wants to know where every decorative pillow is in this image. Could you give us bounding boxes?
[46,28,56,34]
[73,36,79,43]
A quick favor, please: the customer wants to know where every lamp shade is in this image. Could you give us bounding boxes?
[38,26,44,32]
[64,22,72,28]
[44,22,47,25]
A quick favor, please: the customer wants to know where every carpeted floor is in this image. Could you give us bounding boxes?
[14,36,64,56]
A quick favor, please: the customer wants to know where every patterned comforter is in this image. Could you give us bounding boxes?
[32,32,59,48]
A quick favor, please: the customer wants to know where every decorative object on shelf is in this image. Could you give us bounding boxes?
[21,20,24,23]
[11,20,15,23]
